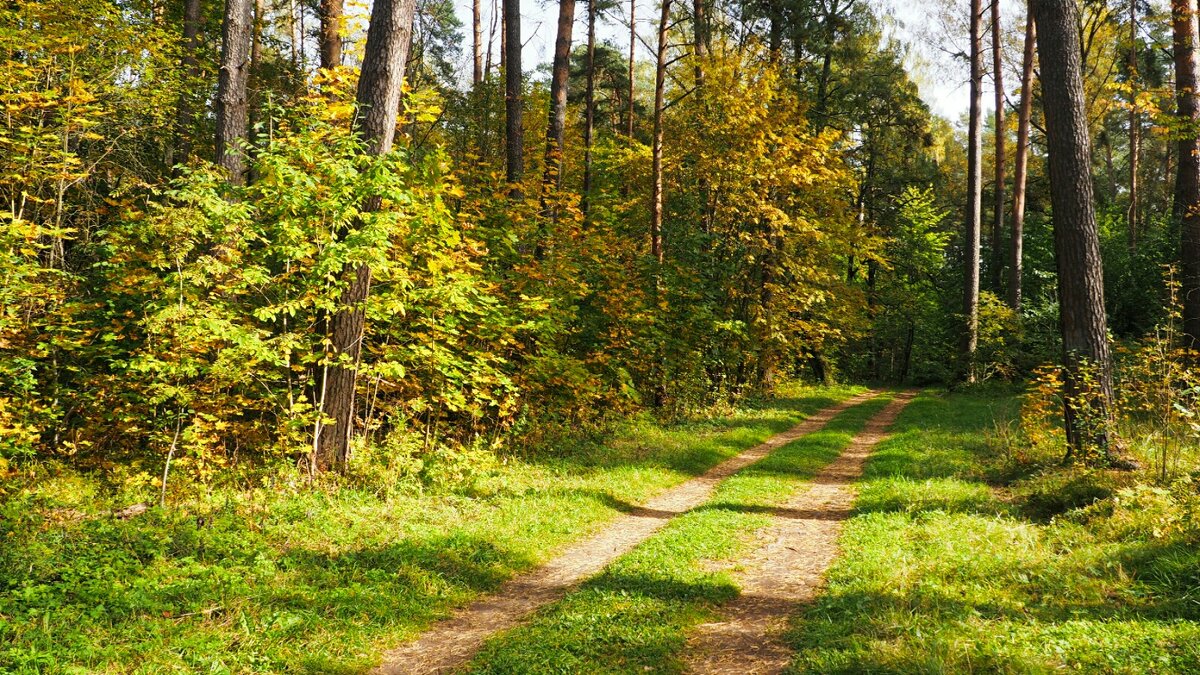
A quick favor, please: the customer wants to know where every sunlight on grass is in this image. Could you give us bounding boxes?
[786,389,1200,674]
[466,395,895,674]
[0,385,862,673]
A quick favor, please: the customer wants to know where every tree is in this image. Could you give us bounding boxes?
[627,0,636,137]
[1172,0,1200,348]
[170,0,202,167]
[216,0,253,184]
[474,0,483,85]
[1009,12,1035,312]
[320,0,343,69]
[991,0,1006,292]
[650,0,669,264]
[504,0,523,195]
[582,0,598,209]
[315,0,418,469]
[543,0,576,191]
[1032,0,1117,458]
[963,0,984,381]
[1128,0,1141,250]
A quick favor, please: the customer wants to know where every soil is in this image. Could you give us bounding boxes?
[371,390,883,675]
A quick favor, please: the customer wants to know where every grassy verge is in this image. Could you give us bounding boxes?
[0,384,862,674]
[786,389,1200,674]
[465,394,895,674]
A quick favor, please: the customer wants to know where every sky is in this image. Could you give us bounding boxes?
[441,0,1023,122]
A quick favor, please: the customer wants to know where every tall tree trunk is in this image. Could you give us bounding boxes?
[1173,0,1200,348]
[505,0,524,196]
[216,0,253,185]
[170,0,202,167]
[650,0,669,264]
[1033,0,1117,458]
[1010,12,1036,311]
[1129,0,1141,251]
[473,0,483,86]
[583,0,597,211]
[991,0,1006,292]
[319,0,343,69]
[628,0,636,138]
[963,0,983,382]
[315,0,417,470]
[543,0,575,190]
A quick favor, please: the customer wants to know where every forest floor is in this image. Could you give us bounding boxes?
[5,387,1200,673]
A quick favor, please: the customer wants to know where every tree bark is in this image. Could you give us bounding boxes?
[1172,0,1200,348]
[315,0,417,470]
[319,0,343,69]
[505,0,524,196]
[1033,0,1116,458]
[170,0,202,167]
[473,0,483,86]
[991,0,1006,292]
[216,0,253,185]
[1129,0,1141,251]
[962,0,983,382]
[583,0,597,211]
[1010,12,1036,311]
[543,0,575,190]
[650,0,669,264]
[628,0,636,138]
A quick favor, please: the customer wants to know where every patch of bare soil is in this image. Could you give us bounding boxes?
[372,390,882,675]
[683,390,918,675]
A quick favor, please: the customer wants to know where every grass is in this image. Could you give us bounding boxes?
[785,389,1200,674]
[464,393,897,674]
[0,383,862,674]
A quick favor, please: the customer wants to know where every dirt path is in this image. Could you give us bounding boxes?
[682,390,917,675]
[372,390,881,675]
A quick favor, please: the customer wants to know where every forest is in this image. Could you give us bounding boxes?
[3,0,1200,669]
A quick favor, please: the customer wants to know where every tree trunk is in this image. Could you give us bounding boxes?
[319,0,343,69]
[963,0,983,382]
[473,0,483,86]
[628,0,636,138]
[315,0,417,470]
[1173,0,1200,348]
[1010,12,1036,311]
[1129,0,1140,251]
[1033,0,1116,458]
[583,0,597,211]
[170,0,202,167]
[543,0,575,190]
[216,0,253,185]
[991,0,1006,292]
[650,0,669,264]
[505,0,524,196]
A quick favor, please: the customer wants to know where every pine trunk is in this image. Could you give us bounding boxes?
[582,0,597,211]
[991,0,1006,292]
[650,0,669,264]
[315,0,417,470]
[473,0,483,86]
[1172,0,1200,348]
[627,0,636,138]
[170,0,202,167]
[216,0,253,185]
[1033,0,1117,458]
[963,0,983,382]
[504,0,524,196]
[1129,0,1140,250]
[1010,13,1035,311]
[319,0,343,69]
[543,0,575,190]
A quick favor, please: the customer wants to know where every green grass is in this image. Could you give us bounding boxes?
[0,384,862,674]
[465,394,896,674]
[786,389,1200,674]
